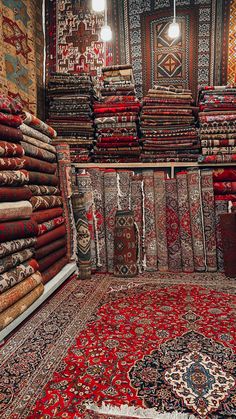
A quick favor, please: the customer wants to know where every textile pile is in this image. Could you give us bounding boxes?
[47,73,95,163]
[198,86,236,163]
[213,168,236,273]
[74,167,219,275]
[93,65,141,162]
[140,85,199,162]
[19,112,69,284]
[0,95,44,331]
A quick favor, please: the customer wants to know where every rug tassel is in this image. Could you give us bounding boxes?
[86,402,197,419]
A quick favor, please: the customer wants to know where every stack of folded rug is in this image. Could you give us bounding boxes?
[0,95,44,331]
[198,86,236,163]
[19,112,68,284]
[47,72,95,163]
[140,85,199,162]
[212,168,235,272]
[93,64,141,162]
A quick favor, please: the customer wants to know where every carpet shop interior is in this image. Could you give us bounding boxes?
[0,1,236,418]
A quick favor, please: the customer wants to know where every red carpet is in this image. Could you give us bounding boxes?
[0,273,235,419]
[27,278,236,418]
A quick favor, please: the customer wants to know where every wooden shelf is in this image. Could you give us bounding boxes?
[0,262,78,342]
[72,162,236,169]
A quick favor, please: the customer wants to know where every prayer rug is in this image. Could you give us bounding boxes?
[3,272,234,419]
[166,178,182,272]
[176,171,194,273]
[104,170,118,273]
[215,200,228,272]
[154,171,168,272]
[131,174,144,272]
[89,168,107,272]
[71,192,91,280]
[113,210,137,278]
[201,170,217,272]
[143,170,157,271]
[220,213,236,278]
[187,170,206,272]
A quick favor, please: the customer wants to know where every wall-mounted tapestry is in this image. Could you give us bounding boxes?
[0,0,44,115]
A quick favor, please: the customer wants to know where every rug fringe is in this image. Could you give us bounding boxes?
[86,403,197,418]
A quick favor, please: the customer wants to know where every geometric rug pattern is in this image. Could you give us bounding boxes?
[0,272,235,418]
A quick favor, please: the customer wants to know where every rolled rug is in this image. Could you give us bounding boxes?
[113,210,138,277]
[31,207,63,224]
[23,156,57,174]
[0,282,44,331]
[30,196,63,211]
[0,94,23,114]
[0,271,42,313]
[0,258,39,293]
[22,134,56,153]
[0,141,24,157]
[0,237,37,258]
[38,247,67,272]
[0,201,32,222]
[20,124,51,144]
[0,248,34,274]
[0,219,38,243]
[21,141,56,163]
[35,237,66,260]
[0,170,29,186]
[0,187,32,202]
[38,216,64,236]
[41,256,68,284]
[36,224,66,249]
[0,112,22,128]
[28,171,59,186]
[21,111,57,138]
[0,123,23,142]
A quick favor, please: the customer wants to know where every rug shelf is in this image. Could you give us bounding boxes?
[0,262,77,342]
[72,162,236,168]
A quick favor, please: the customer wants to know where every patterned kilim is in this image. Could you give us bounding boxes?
[89,168,107,272]
[112,0,231,97]
[154,171,168,272]
[71,192,91,280]
[113,210,137,277]
[227,0,236,84]
[0,0,44,114]
[1,272,235,418]
[166,178,182,272]
[187,170,206,272]
[201,170,217,272]
[130,174,144,272]
[45,0,113,78]
[143,170,157,271]
[103,170,118,273]
[215,200,228,272]
[176,171,194,273]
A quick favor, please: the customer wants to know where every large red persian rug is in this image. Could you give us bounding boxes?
[0,273,236,419]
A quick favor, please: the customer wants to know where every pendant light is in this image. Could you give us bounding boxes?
[92,0,105,12]
[100,0,112,42]
[168,0,180,39]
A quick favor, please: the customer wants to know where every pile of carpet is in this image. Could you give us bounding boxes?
[0,95,44,331]
[213,168,236,275]
[140,85,199,162]
[20,111,69,285]
[93,64,141,162]
[75,167,221,276]
[198,86,236,163]
[47,72,95,163]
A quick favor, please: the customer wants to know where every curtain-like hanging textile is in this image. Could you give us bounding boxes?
[0,0,44,115]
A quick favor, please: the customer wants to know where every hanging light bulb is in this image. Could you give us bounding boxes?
[168,21,180,39]
[101,24,112,42]
[92,0,105,12]
[168,0,180,39]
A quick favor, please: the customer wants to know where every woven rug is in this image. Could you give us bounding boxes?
[1,272,235,419]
